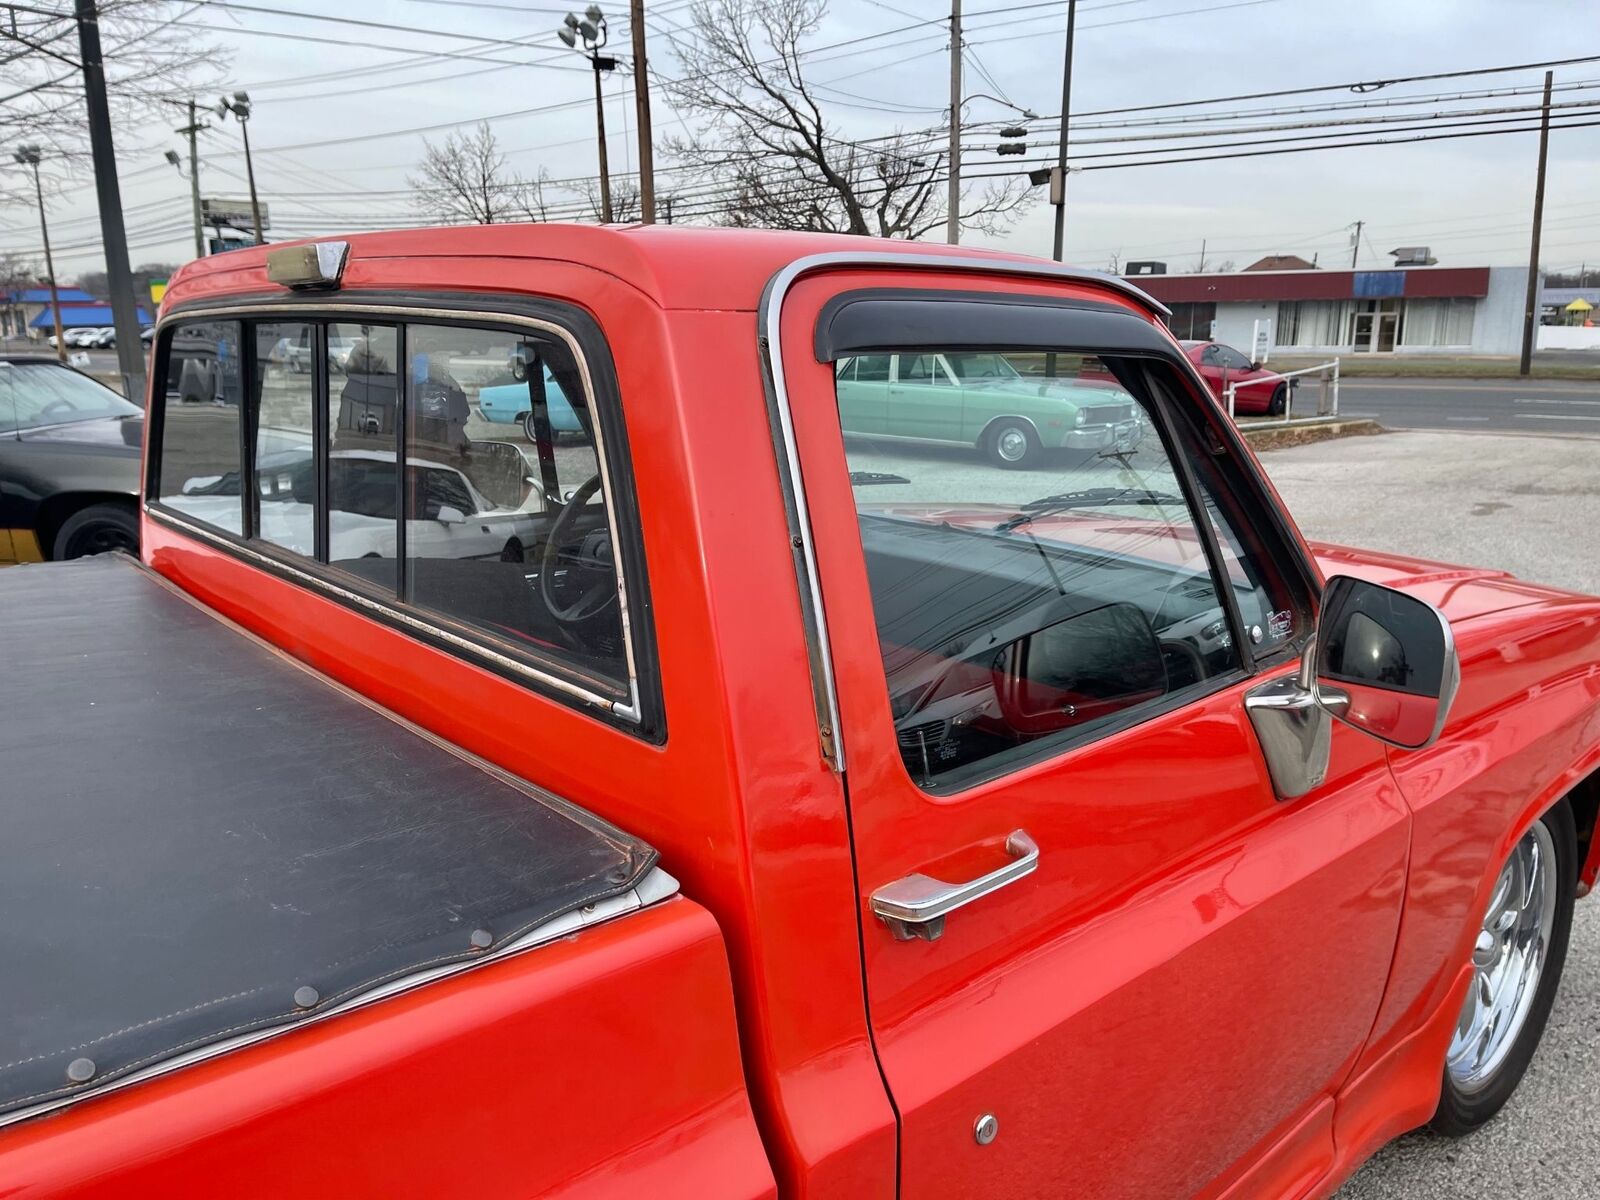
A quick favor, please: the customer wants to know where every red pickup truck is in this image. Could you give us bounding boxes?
[3,226,1598,1200]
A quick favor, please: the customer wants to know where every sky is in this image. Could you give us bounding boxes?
[5,0,1599,281]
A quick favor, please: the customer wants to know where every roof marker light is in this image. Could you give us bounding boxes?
[266,241,350,291]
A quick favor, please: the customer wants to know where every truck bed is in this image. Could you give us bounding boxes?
[0,554,664,1124]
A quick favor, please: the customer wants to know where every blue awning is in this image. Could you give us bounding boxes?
[28,305,152,329]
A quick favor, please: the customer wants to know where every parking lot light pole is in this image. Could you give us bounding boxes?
[559,8,616,224]
[217,92,263,245]
[12,145,67,364]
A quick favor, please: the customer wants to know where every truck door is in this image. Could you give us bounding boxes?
[779,279,1408,1199]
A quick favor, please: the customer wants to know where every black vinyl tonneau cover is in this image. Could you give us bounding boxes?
[0,555,657,1121]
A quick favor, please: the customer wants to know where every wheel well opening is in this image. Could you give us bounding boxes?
[976,415,1039,448]
[35,493,137,560]
[1568,769,1600,893]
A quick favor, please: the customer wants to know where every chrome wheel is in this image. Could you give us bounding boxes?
[995,427,1028,462]
[1445,820,1558,1094]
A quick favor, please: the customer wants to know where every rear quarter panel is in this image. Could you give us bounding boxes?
[0,899,776,1200]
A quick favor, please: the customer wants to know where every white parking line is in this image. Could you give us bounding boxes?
[1516,413,1600,421]
[1513,397,1600,406]
[1447,416,1491,422]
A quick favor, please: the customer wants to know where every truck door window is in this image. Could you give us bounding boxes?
[250,321,317,558]
[833,348,1248,789]
[155,319,245,534]
[401,322,627,689]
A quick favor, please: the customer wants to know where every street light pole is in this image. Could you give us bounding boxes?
[591,58,612,222]
[946,0,961,244]
[1050,0,1077,262]
[560,8,616,224]
[13,147,66,364]
[629,0,655,223]
[218,92,263,245]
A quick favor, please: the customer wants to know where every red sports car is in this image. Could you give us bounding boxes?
[1182,339,1291,416]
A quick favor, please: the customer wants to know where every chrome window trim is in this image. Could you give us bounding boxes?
[756,250,1171,773]
[148,301,642,724]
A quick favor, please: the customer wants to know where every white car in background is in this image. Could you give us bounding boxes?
[175,449,543,563]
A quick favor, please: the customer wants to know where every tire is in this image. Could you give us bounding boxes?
[522,411,538,442]
[1430,798,1577,1136]
[1268,384,1288,416]
[51,502,138,561]
[985,420,1041,470]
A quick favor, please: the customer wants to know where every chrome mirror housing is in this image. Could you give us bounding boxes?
[1245,576,1459,800]
[1313,574,1460,750]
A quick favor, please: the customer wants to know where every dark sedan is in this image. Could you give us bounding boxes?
[0,357,141,563]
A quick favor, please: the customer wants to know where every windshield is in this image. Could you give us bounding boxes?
[944,352,1022,382]
[0,362,140,433]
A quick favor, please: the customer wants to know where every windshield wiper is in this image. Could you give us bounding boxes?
[849,471,911,486]
[993,486,1188,532]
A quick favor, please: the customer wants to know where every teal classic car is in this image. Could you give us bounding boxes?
[835,352,1142,468]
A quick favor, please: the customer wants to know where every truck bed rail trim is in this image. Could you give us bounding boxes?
[0,867,679,1131]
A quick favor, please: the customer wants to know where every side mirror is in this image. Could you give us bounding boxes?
[434,504,467,525]
[1245,574,1459,800]
[1313,575,1459,749]
[1250,360,1263,371]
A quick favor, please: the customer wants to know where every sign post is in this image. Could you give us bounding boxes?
[1252,319,1272,365]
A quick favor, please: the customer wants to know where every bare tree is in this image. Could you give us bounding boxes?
[663,0,1029,237]
[409,123,553,225]
[1,252,41,340]
[583,177,641,224]
[0,0,226,204]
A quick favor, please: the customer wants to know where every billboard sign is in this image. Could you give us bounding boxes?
[201,197,270,232]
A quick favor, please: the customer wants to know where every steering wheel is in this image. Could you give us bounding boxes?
[539,474,618,624]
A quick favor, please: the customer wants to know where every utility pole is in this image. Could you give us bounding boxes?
[1197,238,1207,273]
[13,147,66,364]
[1050,0,1077,262]
[629,0,655,222]
[1519,70,1553,377]
[178,99,207,258]
[946,0,961,244]
[1350,219,1363,269]
[74,0,145,400]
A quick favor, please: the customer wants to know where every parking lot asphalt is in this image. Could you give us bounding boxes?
[1338,376,1600,436]
[1258,430,1600,1197]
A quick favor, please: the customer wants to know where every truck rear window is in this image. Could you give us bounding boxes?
[155,319,245,533]
[149,308,650,729]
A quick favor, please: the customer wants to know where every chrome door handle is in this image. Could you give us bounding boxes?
[870,830,1039,942]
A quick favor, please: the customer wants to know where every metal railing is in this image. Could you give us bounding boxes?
[1224,359,1341,428]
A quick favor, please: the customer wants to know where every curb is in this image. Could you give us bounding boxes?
[1241,419,1386,452]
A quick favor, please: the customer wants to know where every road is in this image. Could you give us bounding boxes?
[1258,431,1600,1197]
[1336,376,1600,435]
